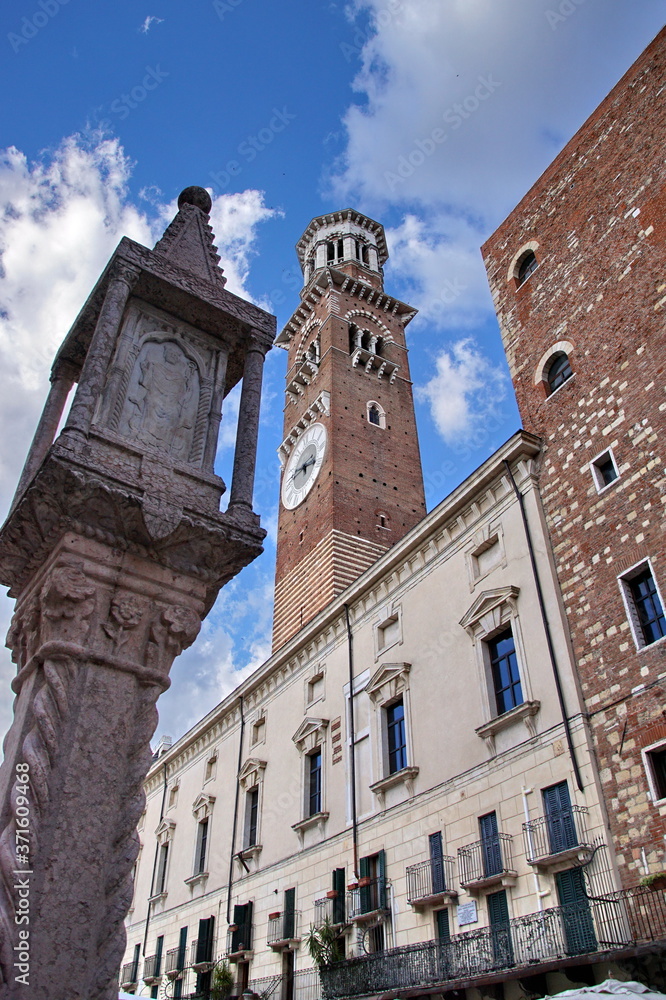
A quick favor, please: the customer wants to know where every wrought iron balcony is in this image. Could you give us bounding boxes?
[229,967,321,1000]
[347,877,390,922]
[143,952,161,983]
[523,806,592,866]
[458,833,517,890]
[165,946,184,979]
[314,893,348,927]
[267,910,300,948]
[320,886,666,999]
[120,961,138,990]
[406,856,457,906]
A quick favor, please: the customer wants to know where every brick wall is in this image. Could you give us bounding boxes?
[481,27,666,884]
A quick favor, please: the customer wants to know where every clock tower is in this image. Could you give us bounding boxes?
[273,209,426,649]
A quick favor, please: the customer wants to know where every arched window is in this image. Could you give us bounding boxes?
[517,250,538,286]
[547,352,573,393]
[367,401,386,428]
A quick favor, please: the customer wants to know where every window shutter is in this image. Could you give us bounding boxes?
[155,935,164,976]
[231,904,244,953]
[543,781,576,853]
[436,908,450,942]
[429,832,445,892]
[177,926,188,970]
[487,889,509,926]
[196,916,214,964]
[359,855,370,913]
[377,849,387,910]
[284,887,296,939]
[479,812,502,877]
[333,867,345,924]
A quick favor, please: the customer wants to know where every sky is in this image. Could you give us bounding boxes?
[0,0,663,746]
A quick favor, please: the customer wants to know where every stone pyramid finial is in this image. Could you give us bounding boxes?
[153,185,226,286]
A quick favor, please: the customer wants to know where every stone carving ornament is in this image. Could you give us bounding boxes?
[119,339,200,462]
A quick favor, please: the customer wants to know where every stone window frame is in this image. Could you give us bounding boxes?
[589,446,620,494]
[344,668,373,823]
[367,400,387,429]
[291,718,330,842]
[250,711,267,749]
[459,586,540,754]
[374,604,403,661]
[204,750,218,784]
[507,240,540,287]
[534,340,575,398]
[641,739,666,805]
[304,664,326,711]
[465,523,507,591]
[237,758,267,863]
[151,819,176,899]
[366,662,418,804]
[186,793,215,886]
[617,558,666,652]
[167,780,179,811]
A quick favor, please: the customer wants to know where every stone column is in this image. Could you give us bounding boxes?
[0,535,205,1000]
[228,339,266,509]
[63,262,140,441]
[12,360,78,508]
[203,350,229,473]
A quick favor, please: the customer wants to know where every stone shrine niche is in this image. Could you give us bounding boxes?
[99,301,225,469]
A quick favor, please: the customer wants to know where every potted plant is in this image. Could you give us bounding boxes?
[305,917,344,968]
[358,876,372,887]
[268,911,281,920]
[325,890,338,899]
[210,960,234,1000]
[640,872,666,892]
[347,881,358,891]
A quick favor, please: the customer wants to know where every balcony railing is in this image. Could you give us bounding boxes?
[120,961,138,989]
[523,806,591,864]
[458,834,516,888]
[320,887,666,999]
[227,925,253,958]
[143,952,161,982]
[314,894,348,927]
[165,946,184,978]
[229,967,321,1000]
[267,910,300,947]
[406,856,457,905]
[347,877,389,921]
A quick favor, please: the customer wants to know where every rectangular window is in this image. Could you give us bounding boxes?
[231,902,253,953]
[387,698,407,773]
[591,449,619,491]
[196,818,209,874]
[626,567,666,646]
[155,842,169,895]
[246,787,259,847]
[644,743,666,802]
[488,628,523,714]
[309,749,322,816]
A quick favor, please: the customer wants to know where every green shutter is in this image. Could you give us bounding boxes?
[487,890,509,926]
[155,935,164,976]
[377,849,387,910]
[284,887,296,939]
[333,867,345,924]
[436,908,450,942]
[196,916,214,963]
[359,855,370,913]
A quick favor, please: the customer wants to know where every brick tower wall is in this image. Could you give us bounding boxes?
[481,28,666,884]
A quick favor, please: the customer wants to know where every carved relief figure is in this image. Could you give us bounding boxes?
[119,339,200,462]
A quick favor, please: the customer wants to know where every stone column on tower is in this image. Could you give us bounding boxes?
[0,186,275,1000]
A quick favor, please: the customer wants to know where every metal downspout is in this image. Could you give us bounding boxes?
[227,695,245,924]
[344,603,359,879]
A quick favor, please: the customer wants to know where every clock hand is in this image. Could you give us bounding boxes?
[291,456,316,481]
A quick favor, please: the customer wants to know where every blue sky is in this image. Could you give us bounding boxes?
[0,0,663,743]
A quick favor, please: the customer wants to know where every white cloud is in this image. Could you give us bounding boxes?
[0,135,277,745]
[416,338,507,445]
[384,212,493,330]
[139,15,164,33]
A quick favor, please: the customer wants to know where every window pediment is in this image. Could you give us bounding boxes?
[367,662,411,705]
[238,758,267,791]
[459,587,520,639]
[192,792,216,821]
[155,818,176,844]
[292,717,329,754]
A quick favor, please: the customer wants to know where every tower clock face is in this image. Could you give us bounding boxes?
[281,422,327,510]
